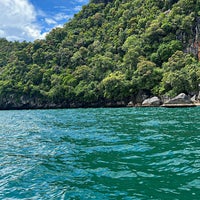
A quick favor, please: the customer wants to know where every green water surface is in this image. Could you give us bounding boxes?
[0,107,200,199]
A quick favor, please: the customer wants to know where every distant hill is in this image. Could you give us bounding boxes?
[0,0,200,109]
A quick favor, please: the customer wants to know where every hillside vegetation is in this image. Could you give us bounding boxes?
[0,0,200,108]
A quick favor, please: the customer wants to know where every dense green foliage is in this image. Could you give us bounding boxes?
[0,0,200,108]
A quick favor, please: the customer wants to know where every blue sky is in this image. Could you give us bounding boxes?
[0,0,89,41]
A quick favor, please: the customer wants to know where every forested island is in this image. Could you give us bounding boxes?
[0,0,200,109]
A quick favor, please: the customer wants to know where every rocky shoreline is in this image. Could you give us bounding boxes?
[128,93,199,108]
[0,92,199,110]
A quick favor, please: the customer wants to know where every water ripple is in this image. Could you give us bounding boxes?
[0,107,200,199]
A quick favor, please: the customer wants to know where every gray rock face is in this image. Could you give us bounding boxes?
[197,91,200,101]
[142,96,161,107]
[164,93,192,104]
[191,95,197,103]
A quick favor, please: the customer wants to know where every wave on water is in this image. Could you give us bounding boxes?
[0,107,200,199]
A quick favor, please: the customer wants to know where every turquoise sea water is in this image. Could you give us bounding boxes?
[0,107,200,199]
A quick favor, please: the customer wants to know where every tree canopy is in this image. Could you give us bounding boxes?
[0,0,200,108]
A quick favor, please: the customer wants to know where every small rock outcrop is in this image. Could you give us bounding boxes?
[127,101,134,107]
[142,96,161,107]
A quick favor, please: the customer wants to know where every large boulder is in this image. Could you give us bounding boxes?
[162,93,196,107]
[142,96,161,107]
[164,93,192,104]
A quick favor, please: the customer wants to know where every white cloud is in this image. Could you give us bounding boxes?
[45,18,57,25]
[42,12,72,31]
[0,0,89,41]
[54,13,72,21]
[75,0,88,3]
[74,6,82,11]
[0,0,45,41]
[73,0,88,11]
[0,29,5,37]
